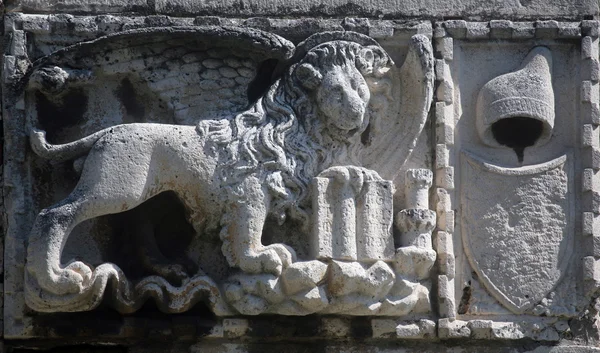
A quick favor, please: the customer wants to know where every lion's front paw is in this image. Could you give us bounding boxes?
[319,166,383,193]
[239,245,297,276]
[265,243,297,268]
[362,167,383,182]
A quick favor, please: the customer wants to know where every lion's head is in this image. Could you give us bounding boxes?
[293,40,392,144]
[200,35,394,224]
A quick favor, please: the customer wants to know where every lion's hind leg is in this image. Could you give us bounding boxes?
[27,171,160,296]
[27,194,95,295]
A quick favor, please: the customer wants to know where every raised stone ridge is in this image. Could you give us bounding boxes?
[5,0,599,19]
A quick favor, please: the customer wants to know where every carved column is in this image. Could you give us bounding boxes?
[396,169,436,249]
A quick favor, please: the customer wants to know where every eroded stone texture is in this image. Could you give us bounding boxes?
[3,7,600,353]
[5,0,598,19]
[461,152,572,314]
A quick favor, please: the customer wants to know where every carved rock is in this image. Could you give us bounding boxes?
[281,260,328,295]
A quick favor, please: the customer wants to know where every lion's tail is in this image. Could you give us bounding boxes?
[30,127,111,161]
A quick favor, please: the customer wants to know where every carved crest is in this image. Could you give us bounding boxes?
[460,152,573,313]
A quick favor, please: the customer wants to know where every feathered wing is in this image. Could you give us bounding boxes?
[26,26,295,126]
[360,34,435,180]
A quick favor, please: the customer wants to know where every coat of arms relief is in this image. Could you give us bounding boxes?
[21,26,437,316]
[4,13,599,344]
[456,44,578,319]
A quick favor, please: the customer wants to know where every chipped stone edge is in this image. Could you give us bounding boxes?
[213,318,439,340]
[443,20,583,40]
[433,23,456,322]
[208,317,568,341]
[371,319,437,339]
[2,12,30,339]
[438,318,569,341]
[581,20,600,302]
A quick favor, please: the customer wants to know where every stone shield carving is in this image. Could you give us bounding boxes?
[460,152,573,314]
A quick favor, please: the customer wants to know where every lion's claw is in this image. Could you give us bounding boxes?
[238,244,296,276]
[52,261,93,294]
[265,243,297,268]
[319,166,383,194]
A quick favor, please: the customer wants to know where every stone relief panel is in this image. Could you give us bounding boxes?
[460,45,576,316]
[5,15,600,346]
[427,21,600,343]
[434,21,600,341]
[3,14,437,338]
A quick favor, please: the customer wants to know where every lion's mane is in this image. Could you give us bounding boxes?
[198,40,392,228]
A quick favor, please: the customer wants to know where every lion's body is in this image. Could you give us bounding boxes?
[76,123,224,230]
[25,38,395,298]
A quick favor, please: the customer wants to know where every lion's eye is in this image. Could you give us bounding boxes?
[331,86,344,101]
[349,79,358,90]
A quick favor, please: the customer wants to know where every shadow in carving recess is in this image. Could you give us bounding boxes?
[35,90,88,137]
[116,78,146,123]
[247,58,279,104]
[103,191,198,285]
[491,117,543,162]
[27,297,216,343]
[457,281,473,315]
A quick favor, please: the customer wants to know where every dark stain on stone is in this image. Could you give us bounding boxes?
[247,342,327,353]
[13,345,128,353]
[29,308,125,339]
[457,281,473,315]
[309,2,367,16]
[350,317,372,339]
[0,123,4,165]
[36,89,88,138]
[248,316,321,338]
[117,78,145,123]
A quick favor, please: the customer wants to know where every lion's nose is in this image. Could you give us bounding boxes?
[346,96,365,116]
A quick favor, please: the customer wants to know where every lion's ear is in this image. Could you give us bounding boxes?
[356,48,375,75]
[296,63,323,90]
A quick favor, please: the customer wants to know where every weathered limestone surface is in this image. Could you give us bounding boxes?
[4,0,598,19]
[2,1,600,353]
